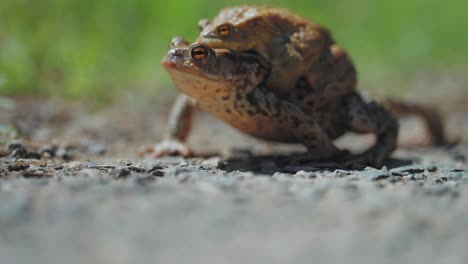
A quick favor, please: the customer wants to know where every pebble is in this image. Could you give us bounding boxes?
[201,157,222,168]
[111,167,131,179]
[56,147,76,160]
[294,170,316,178]
[7,163,30,172]
[390,165,437,174]
[151,170,165,177]
[7,142,41,159]
[39,145,58,158]
[7,142,25,152]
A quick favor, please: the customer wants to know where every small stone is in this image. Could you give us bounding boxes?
[201,158,221,168]
[7,142,24,152]
[151,170,165,177]
[7,142,41,159]
[56,146,76,160]
[40,145,58,158]
[294,170,316,178]
[111,167,131,179]
[390,165,437,174]
[7,162,30,171]
[127,165,146,173]
[356,169,390,181]
[10,147,28,159]
[118,160,133,166]
[331,169,352,177]
[389,171,408,177]
[149,165,163,171]
[63,161,83,170]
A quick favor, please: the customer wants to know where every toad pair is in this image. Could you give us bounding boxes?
[143,6,445,167]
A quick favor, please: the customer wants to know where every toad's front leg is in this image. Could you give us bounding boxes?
[345,93,399,167]
[139,94,197,158]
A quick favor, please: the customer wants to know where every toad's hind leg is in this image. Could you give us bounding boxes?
[383,99,446,146]
[294,119,346,161]
[346,93,399,167]
[279,106,347,163]
[287,121,347,164]
[248,86,345,162]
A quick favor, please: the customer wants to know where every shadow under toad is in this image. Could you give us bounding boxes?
[216,150,414,175]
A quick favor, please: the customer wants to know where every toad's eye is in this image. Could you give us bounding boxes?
[217,24,232,37]
[190,45,208,60]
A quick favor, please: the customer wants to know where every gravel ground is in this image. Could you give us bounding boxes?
[1,145,467,264]
[1,97,468,264]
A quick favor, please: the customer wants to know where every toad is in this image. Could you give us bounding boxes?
[197,6,356,98]
[146,38,401,166]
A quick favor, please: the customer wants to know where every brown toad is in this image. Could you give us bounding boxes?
[197,5,356,98]
[145,38,402,166]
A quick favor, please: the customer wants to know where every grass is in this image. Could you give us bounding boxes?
[0,0,466,103]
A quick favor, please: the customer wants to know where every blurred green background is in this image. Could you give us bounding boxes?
[0,0,466,103]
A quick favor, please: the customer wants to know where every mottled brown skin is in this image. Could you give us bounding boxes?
[197,5,357,99]
[148,38,401,166]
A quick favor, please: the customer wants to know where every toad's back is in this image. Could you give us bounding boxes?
[198,6,356,97]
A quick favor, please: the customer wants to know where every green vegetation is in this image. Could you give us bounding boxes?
[0,0,466,102]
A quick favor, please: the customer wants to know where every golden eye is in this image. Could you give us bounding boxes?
[217,24,231,36]
[190,45,208,60]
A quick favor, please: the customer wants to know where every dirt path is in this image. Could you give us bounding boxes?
[1,97,468,264]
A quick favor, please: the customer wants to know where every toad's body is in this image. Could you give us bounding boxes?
[197,6,356,97]
[156,39,399,166]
